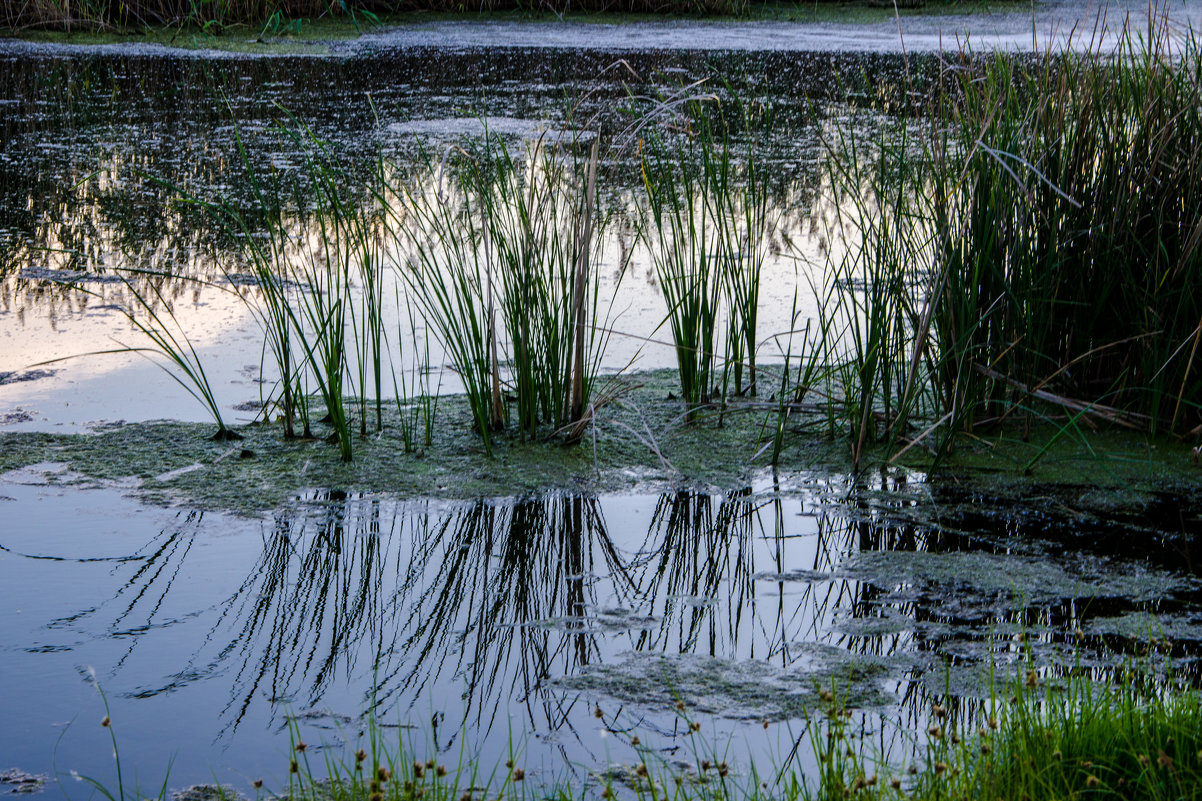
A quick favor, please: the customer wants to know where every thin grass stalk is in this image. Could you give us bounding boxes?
[113,270,240,440]
[640,100,723,420]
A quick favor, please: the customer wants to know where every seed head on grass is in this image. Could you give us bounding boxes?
[295,741,307,753]
[511,768,525,782]
[630,736,640,747]
[290,760,299,774]
[101,716,110,728]
[1086,775,1100,788]
[253,780,263,789]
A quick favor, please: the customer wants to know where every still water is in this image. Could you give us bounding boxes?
[3,9,1202,795]
[3,466,1200,793]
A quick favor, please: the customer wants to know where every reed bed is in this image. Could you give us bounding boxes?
[388,131,606,455]
[805,15,1202,465]
[927,23,1202,442]
[89,12,1202,468]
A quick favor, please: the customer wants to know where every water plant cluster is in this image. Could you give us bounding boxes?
[65,15,1202,471]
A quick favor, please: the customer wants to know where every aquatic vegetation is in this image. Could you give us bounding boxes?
[75,652,1202,801]
[848,18,1202,459]
[638,88,774,419]
[392,131,608,454]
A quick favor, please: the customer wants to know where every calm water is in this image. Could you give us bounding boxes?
[2,466,1200,794]
[3,14,1202,796]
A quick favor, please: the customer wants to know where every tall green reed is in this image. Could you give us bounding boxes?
[816,114,928,468]
[638,89,774,421]
[390,130,606,454]
[926,20,1202,442]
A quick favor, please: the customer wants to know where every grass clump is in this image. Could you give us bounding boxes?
[392,131,608,455]
[638,87,774,420]
[813,17,1202,467]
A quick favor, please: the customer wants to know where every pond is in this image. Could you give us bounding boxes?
[3,464,1201,793]
[2,4,1202,796]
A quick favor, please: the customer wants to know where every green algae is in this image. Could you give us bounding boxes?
[1085,612,1202,643]
[841,550,1192,609]
[556,644,896,721]
[1,370,1200,516]
[0,372,844,513]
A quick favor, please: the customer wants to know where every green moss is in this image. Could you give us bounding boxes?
[2,369,1200,516]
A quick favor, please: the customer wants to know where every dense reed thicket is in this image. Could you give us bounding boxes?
[930,27,1202,441]
[819,19,1202,465]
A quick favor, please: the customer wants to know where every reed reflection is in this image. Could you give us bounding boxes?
[10,484,1199,753]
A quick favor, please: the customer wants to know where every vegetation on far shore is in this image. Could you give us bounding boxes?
[1,0,1021,39]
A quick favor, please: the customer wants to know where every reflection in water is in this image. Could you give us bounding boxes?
[8,484,1200,747]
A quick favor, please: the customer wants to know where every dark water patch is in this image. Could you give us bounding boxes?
[0,769,46,795]
[0,369,56,385]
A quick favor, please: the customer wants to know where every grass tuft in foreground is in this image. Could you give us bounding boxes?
[80,654,1202,801]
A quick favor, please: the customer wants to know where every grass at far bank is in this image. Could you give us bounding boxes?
[2,0,1027,48]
